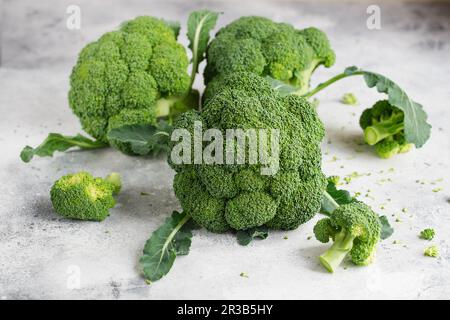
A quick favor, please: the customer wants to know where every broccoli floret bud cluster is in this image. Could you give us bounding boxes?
[69,16,191,154]
[359,100,413,159]
[50,172,121,221]
[204,16,335,94]
[169,72,327,233]
[313,202,381,272]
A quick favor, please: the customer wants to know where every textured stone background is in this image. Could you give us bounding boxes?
[0,0,449,299]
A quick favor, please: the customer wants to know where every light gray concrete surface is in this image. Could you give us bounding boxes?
[0,0,449,299]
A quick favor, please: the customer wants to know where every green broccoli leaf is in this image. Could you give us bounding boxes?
[187,9,220,87]
[20,133,107,163]
[321,177,393,240]
[304,66,431,148]
[379,215,394,240]
[236,226,269,246]
[264,76,298,97]
[140,211,195,283]
[106,123,171,156]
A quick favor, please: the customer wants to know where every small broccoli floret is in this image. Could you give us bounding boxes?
[313,202,381,272]
[341,93,358,105]
[424,245,439,258]
[420,228,435,240]
[205,16,335,94]
[359,100,414,158]
[69,16,193,154]
[50,172,121,221]
[170,72,326,232]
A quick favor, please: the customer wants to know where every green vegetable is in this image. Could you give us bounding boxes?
[303,66,431,153]
[420,228,435,240]
[204,16,335,94]
[50,171,121,221]
[20,133,107,163]
[321,176,394,240]
[424,245,439,258]
[360,100,414,158]
[236,226,269,246]
[140,211,196,283]
[314,202,382,273]
[171,72,327,233]
[341,93,358,105]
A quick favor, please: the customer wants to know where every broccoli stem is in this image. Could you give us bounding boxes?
[364,121,404,145]
[301,71,365,98]
[319,229,355,273]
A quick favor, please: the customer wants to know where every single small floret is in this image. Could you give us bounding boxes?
[341,93,358,105]
[205,16,335,94]
[69,16,193,154]
[170,72,326,233]
[313,202,381,272]
[424,245,439,258]
[420,228,435,240]
[360,100,414,158]
[50,172,121,221]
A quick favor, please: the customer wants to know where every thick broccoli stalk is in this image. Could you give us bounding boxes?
[169,72,327,232]
[359,100,413,158]
[69,16,194,154]
[313,202,381,273]
[50,171,121,221]
[204,16,335,94]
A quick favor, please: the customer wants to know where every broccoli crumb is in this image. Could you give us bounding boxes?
[420,228,435,240]
[284,236,289,240]
[424,246,439,258]
[140,192,150,196]
[240,272,249,278]
[432,187,443,193]
[340,93,358,105]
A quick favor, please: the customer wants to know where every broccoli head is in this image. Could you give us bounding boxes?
[420,228,435,240]
[204,16,335,94]
[169,72,326,233]
[359,100,414,159]
[313,202,381,272]
[69,16,193,154]
[50,171,121,221]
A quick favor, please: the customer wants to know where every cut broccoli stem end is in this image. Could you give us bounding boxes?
[105,172,122,195]
[363,122,404,145]
[319,230,355,273]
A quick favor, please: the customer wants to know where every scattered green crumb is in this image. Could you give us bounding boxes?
[395,217,401,222]
[354,192,361,197]
[420,228,435,240]
[140,192,150,196]
[392,240,400,245]
[380,205,385,210]
[424,246,439,258]
[240,272,249,278]
[432,187,443,193]
[145,279,152,285]
[387,198,392,202]
[284,236,289,240]
[330,155,339,162]
[401,208,407,213]
[388,168,395,172]
[340,93,358,105]
[105,230,110,234]
[307,236,312,240]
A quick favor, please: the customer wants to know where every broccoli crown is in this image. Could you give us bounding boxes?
[50,171,121,221]
[359,100,413,159]
[169,72,326,233]
[204,16,335,93]
[69,16,191,154]
[313,202,381,272]
[420,228,435,240]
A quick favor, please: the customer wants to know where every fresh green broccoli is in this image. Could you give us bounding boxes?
[359,100,414,158]
[50,172,121,221]
[169,72,327,232]
[313,202,381,272]
[69,16,195,154]
[424,245,439,258]
[420,228,435,240]
[204,16,335,94]
[341,93,358,105]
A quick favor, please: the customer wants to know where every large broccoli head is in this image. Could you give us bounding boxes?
[313,202,381,272]
[169,72,327,233]
[69,16,192,154]
[50,172,121,221]
[204,16,335,94]
[359,100,413,159]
